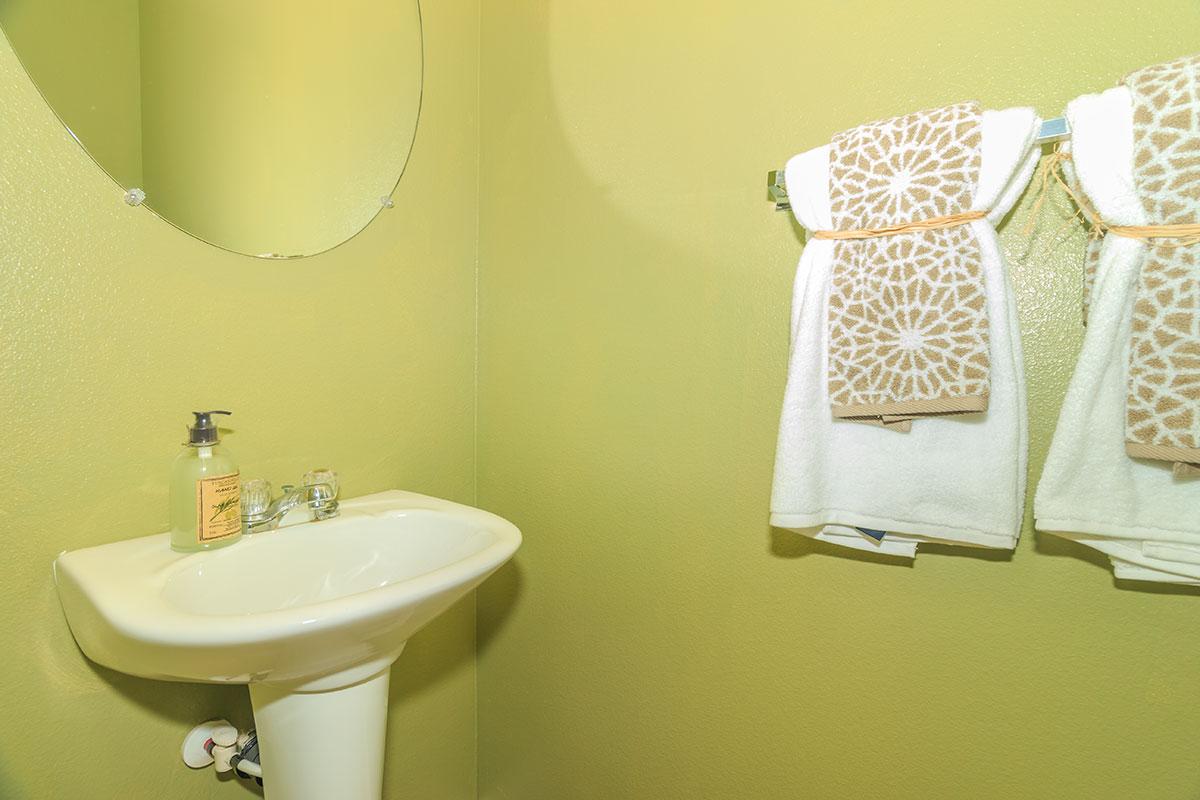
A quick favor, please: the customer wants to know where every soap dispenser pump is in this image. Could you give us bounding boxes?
[169,410,242,552]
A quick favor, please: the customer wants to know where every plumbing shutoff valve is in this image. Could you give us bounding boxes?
[182,719,239,771]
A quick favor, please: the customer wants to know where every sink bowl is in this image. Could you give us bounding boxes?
[54,489,520,800]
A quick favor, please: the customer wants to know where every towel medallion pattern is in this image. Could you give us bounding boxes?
[1125,55,1200,465]
[826,102,988,421]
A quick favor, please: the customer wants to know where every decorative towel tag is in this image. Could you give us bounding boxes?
[1124,55,1200,465]
[826,102,988,422]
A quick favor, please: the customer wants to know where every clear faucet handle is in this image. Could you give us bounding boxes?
[240,478,273,517]
[302,468,338,498]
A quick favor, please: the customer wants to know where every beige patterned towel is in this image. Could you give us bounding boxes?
[825,103,989,423]
[1124,55,1200,465]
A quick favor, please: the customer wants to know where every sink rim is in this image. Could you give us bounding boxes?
[54,489,521,649]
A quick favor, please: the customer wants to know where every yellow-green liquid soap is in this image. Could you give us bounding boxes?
[170,410,243,552]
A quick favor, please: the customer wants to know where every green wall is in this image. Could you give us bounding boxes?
[475,3,1200,799]
[0,0,143,188]
[0,1,479,797]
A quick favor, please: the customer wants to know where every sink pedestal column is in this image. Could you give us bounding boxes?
[250,667,391,800]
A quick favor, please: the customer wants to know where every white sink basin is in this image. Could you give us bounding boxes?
[54,489,520,800]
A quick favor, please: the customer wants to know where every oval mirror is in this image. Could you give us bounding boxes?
[0,1,422,258]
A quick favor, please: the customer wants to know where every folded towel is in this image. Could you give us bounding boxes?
[1123,56,1200,466]
[826,103,989,422]
[771,105,1040,557]
[1035,64,1200,584]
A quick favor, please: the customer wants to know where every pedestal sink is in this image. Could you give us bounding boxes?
[53,490,520,800]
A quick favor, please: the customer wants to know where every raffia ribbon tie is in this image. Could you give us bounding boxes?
[1107,222,1200,246]
[1026,146,1200,247]
[812,210,986,240]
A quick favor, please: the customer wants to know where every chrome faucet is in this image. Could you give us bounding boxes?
[241,469,340,534]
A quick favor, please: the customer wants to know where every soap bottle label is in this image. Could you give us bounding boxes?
[196,472,242,542]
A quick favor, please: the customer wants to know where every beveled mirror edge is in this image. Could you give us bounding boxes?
[0,2,424,261]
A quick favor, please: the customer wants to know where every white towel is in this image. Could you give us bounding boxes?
[771,107,1040,557]
[1035,86,1200,584]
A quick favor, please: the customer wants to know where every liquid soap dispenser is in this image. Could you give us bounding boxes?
[169,410,242,552]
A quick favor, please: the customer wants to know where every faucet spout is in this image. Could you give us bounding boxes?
[241,474,340,534]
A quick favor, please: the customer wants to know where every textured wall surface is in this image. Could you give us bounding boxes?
[476,3,1200,799]
[0,1,479,797]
